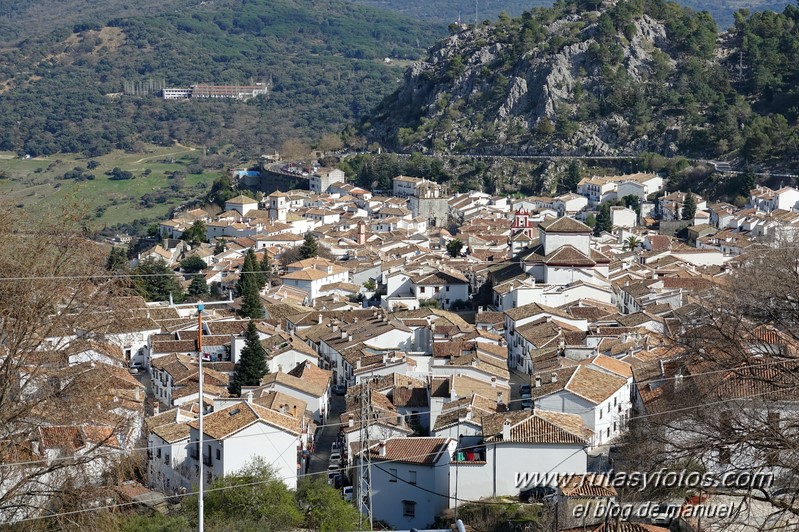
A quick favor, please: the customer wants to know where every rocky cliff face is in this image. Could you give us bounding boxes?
[366,1,726,157]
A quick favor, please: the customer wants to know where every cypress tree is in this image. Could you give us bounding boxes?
[258,252,270,289]
[682,190,697,221]
[229,321,268,396]
[594,202,612,235]
[237,249,264,318]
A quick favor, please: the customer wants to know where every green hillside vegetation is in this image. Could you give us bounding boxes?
[0,0,445,158]
[0,144,222,231]
[365,0,799,175]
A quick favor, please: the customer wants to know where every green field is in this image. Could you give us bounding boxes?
[0,144,227,230]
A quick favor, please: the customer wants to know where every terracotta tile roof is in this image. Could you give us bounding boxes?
[188,401,301,439]
[564,365,628,404]
[286,360,331,389]
[504,302,575,322]
[585,354,633,378]
[558,473,617,497]
[539,217,592,234]
[261,370,328,397]
[251,389,308,419]
[390,386,428,408]
[545,245,596,267]
[204,320,250,335]
[150,422,191,444]
[430,377,450,398]
[482,410,592,444]
[365,437,452,465]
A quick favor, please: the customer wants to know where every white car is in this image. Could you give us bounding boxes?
[342,486,353,502]
[329,451,341,463]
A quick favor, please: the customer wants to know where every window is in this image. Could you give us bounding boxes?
[614,397,617,407]
[389,468,397,482]
[157,448,161,458]
[446,286,450,292]
[402,500,416,518]
[216,449,221,461]
[599,410,603,420]
[409,470,417,485]
[435,287,440,293]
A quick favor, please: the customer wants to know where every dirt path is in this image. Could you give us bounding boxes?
[134,142,196,164]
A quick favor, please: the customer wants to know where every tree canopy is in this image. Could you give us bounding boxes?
[299,234,319,260]
[132,257,184,303]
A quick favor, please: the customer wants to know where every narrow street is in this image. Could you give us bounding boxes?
[307,394,346,478]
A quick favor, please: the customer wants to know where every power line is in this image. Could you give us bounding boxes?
[7,440,493,524]
[6,383,796,524]
[1,381,790,471]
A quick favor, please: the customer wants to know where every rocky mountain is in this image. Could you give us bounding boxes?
[363,0,799,169]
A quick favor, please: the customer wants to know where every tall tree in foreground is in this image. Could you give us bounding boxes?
[296,477,360,531]
[0,202,135,527]
[229,321,269,395]
[185,459,301,530]
[299,234,319,259]
[615,235,799,530]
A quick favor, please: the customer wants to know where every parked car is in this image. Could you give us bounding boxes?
[519,383,532,395]
[332,384,347,396]
[521,392,533,410]
[331,441,340,453]
[520,485,556,502]
[342,486,353,502]
[327,473,341,486]
[129,362,144,375]
[329,451,341,463]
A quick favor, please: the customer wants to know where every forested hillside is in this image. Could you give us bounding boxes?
[0,0,445,157]
[363,0,799,172]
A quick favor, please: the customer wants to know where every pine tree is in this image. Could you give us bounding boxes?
[188,275,209,298]
[682,190,697,221]
[299,234,318,259]
[229,321,268,395]
[106,247,128,272]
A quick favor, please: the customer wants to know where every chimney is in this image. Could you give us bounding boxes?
[551,373,557,384]
[356,359,361,369]
[348,334,353,342]
[341,330,347,340]
[152,400,160,415]
[246,390,254,403]
[348,414,354,428]
[535,376,542,388]
[502,418,511,441]
[490,376,497,387]
[318,314,323,324]
[378,440,387,457]
[353,317,358,324]
[465,405,473,421]
[280,404,287,414]
[333,324,339,333]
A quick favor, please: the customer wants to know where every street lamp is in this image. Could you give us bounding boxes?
[197,302,204,532]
